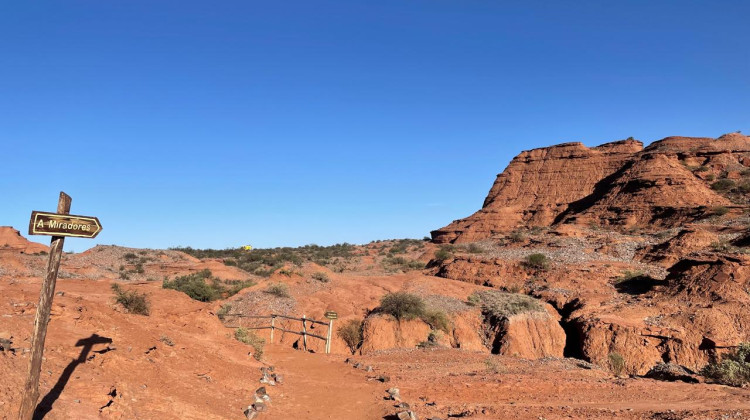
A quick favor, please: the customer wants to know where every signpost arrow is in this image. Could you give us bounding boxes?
[28,211,102,239]
[18,192,101,420]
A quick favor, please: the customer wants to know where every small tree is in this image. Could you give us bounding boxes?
[337,319,364,355]
[379,292,426,321]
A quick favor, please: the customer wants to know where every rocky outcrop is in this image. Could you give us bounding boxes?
[637,228,719,267]
[432,134,750,243]
[489,309,566,359]
[359,313,485,354]
[432,140,642,243]
[0,226,49,254]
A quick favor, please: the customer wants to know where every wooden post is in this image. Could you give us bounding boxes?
[18,192,71,420]
[326,318,334,354]
[301,315,308,351]
[271,315,276,344]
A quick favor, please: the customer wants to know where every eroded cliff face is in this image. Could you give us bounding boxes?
[432,134,750,243]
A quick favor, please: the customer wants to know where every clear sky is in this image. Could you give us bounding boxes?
[1,1,748,251]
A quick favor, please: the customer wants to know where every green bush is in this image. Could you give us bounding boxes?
[711,179,736,191]
[235,327,265,360]
[111,283,150,315]
[609,352,625,376]
[469,290,544,319]
[265,282,290,298]
[337,319,363,354]
[701,343,750,387]
[163,269,253,302]
[509,231,525,243]
[524,253,549,270]
[379,292,426,321]
[312,272,330,282]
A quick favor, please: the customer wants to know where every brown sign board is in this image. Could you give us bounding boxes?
[28,211,102,239]
[324,311,338,319]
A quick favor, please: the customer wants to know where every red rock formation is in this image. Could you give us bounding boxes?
[0,226,49,254]
[432,134,750,243]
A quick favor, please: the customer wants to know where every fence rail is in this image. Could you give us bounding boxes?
[224,313,334,353]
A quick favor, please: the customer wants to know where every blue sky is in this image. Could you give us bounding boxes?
[1,1,748,251]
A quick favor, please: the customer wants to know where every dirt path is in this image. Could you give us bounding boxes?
[262,344,392,420]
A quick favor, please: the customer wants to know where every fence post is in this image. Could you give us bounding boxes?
[302,315,308,351]
[270,316,275,343]
[326,318,334,354]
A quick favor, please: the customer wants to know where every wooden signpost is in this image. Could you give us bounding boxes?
[18,192,102,420]
[324,311,337,354]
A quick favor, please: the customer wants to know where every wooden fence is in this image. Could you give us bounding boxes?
[223,313,334,354]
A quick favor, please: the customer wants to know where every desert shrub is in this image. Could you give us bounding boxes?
[337,319,363,355]
[469,290,544,319]
[701,343,750,387]
[465,243,483,254]
[265,282,290,298]
[163,270,254,302]
[217,303,232,320]
[695,166,710,172]
[706,174,716,181]
[738,182,750,194]
[711,179,736,191]
[421,309,450,333]
[508,230,525,243]
[484,357,503,374]
[111,283,150,315]
[466,293,481,307]
[524,253,550,270]
[312,272,330,282]
[609,352,625,376]
[235,327,265,360]
[712,206,730,216]
[379,292,426,321]
[123,252,138,261]
[382,256,425,272]
[223,259,237,266]
[433,246,454,262]
[278,268,297,277]
[159,335,175,346]
[119,272,130,280]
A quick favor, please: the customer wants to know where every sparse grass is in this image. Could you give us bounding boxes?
[337,319,363,355]
[609,352,625,376]
[468,290,544,320]
[463,243,483,254]
[421,308,451,333]
[524,253,550,270]
[711,179,736,192]
[235,327,265,360]
[484,357,503,374]
[379,292,426,321]
[382,256,425,272]
[111,283,150,315]
[265,282,291,298]
[712,206,730,216]
[701,343,750,387]
[217,303,232,320]
[159,335,175,346]
[163,269,254,302]
[508,231,525,243]
[312,272,330,282]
